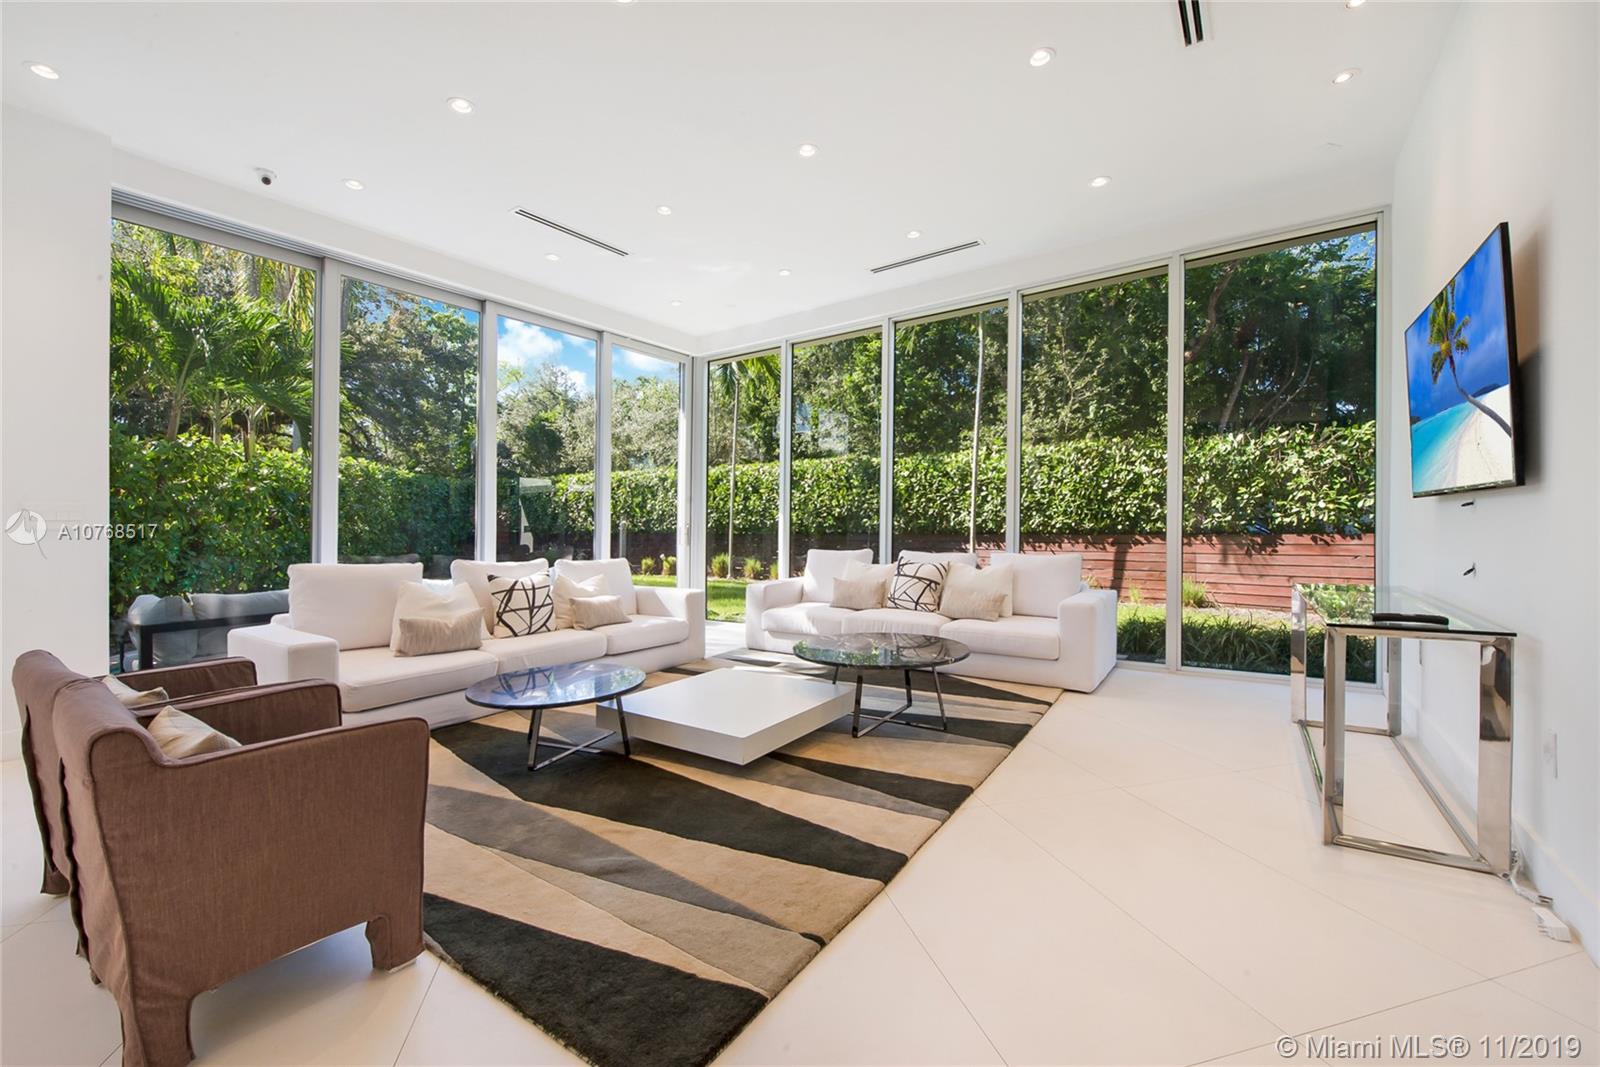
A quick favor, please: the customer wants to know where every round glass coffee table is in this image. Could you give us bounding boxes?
[791,632,970,738]
[465,661,646,771]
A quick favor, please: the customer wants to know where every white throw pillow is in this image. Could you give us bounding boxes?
[148,706,241,760]
[553,573,607,630]
[987,552,1083,618]
[451,558,549,631]
[941,562,1013,617]
[898,549,980,570]
[289,562,424,650]
[842,560,895,586]
[801,548,873,602]
[485,572,555,637]
[101,674,170,708]
[391,580,486,649]
[887,559,949,613]
[554,558,636,614]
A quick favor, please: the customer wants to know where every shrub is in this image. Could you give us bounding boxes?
[661,554,676,577]
[741,556,763,580]
[710,552,730,579]
[637,555,657,575]
[1115,605,1375,682]
[1181,578,1211,609]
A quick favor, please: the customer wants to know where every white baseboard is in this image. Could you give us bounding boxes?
[1515,821,1599,965]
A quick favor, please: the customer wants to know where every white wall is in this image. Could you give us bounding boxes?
[0,106,113,757]
[1388,3,1599,955]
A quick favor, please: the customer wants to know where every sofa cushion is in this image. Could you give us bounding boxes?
[986,552,1082,618]
[800,548,873,603]
[289,562,425,650]
[603,615,691,655]
[336,645,497,713]
[554,558,636,614]
[147,706,241,759]
[940,615,1060,660]
[450,558,549,630]
[552,573,607,630]
[191,589,290,658]
[841,607,951,637]
[483,629,607,673]
[391,580,485,648]
[941,562,1013,617]
[898,549,979,570]
[762,601,854,637]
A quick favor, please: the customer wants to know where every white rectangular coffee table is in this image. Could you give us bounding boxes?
[593,668,853,765]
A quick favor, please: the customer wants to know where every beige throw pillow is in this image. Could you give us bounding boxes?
[391,580,485,650]
[830,574,887,610]
[393,609,484,656]
[571,595,629,630]
[553,573,607,629]
[939,586,1006,622]
[148,706,241,759]
[941,563,1013,617]
[101,673,170,708]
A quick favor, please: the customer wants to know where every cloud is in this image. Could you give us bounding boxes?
[615,346,678,378]
[498,320,562,367]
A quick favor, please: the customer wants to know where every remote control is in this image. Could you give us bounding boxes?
[1371,611,1450,626]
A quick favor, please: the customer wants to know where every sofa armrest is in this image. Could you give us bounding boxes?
[228,624,340,686]
[118,657,257,699]
[633,585,705,623]
[169,681,342,745]
[1057,588,1118,693]
[745,577,804,650]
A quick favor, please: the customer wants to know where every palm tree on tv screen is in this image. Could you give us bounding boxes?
[1427,281,1512,437]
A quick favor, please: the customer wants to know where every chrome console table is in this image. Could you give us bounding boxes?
[1290,583,1515,876]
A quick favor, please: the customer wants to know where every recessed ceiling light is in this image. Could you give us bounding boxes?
[343,178,365,190]
[906,229,922,239]
[545,252,561,262]
[1029,47,1055,68]
[616,0,635,4]
[447,97,474,114]
[1345,0,1366,8]
[670,299,683,307]
[777,268,792,277]
[1333,68,1361,85]
[27,61,59,80]
[656,204,673,216]
[797,143,818,158]
[1089,175,1111,188]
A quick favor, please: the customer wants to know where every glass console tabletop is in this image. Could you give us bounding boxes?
[1295,583,1514,638]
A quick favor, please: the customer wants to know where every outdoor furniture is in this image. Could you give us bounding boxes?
[10,651,260,896]
[49,660,428,1067]
[118,589,288,671]
[465,661,646,771]
[1291,582,1516,876]
[792,632,971,737]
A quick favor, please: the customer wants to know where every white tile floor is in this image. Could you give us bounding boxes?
[3,663,1594,1067]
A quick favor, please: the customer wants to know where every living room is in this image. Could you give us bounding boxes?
[1,2,1596,1066]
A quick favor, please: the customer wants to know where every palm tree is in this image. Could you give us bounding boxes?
[1428,281,1512,437]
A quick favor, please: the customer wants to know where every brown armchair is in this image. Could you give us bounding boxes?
[49,670,428,1067]
[11,652,260,895]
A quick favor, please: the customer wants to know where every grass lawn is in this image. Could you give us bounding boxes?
[634,574,750,621]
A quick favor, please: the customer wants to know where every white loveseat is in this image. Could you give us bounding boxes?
[745,549,1116,692]
[229,558,704,727]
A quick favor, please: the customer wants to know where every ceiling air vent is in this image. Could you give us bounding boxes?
[869,239,983,274]
[1178,0,1205,46]
[512,207,629,257]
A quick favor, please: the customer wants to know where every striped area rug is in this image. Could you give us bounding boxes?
[423,654,1059,1067]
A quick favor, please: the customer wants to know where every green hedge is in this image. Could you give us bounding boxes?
[112,423,1374,615]
[1119,605,1377,682]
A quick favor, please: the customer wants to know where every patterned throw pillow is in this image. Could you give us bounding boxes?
[887,559,949,613]
[486,573,554,637]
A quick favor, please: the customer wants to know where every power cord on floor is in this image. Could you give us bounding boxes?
[1505,853,1572,942]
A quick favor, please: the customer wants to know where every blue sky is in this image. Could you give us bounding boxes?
[496,317,596,396]
[1404,229,1512,421]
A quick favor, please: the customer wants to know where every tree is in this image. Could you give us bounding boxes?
[1427,280,1513,436]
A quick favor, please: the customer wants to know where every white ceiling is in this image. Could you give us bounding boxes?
[2,1,1455,343]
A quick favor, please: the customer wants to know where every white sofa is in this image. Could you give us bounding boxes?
[229,558,705,728]
[744,549,1117,692]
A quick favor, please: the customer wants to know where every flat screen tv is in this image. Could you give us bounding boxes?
[1404,222,1522,497]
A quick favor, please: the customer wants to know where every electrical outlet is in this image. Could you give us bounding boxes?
[1542,731,1558,778]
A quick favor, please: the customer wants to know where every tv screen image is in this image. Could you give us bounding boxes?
[1404,223,1522,497]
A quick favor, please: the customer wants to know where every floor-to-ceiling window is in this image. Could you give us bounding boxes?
[108,218,315,666]
[1181,225,1378,678]
[610,344,684,575]
[891,303,1008,558]
[791,328,882,571]
[1021,269,1168,662]
[704,350,780,620]
[495,316,596,562]
[338,277,479,577]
